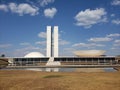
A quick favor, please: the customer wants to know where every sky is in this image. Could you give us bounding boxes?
[0,0,120,57]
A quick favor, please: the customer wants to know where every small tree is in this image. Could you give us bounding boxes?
[1,54,5,57]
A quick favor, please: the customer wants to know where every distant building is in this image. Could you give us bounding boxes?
[2,26,119,66]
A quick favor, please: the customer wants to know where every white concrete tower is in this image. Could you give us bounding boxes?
[46,26,52,57]
[54,26,58,57]
[46,26,60,68]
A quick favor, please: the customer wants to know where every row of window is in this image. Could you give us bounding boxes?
[14,58,49,62]
[14,58,115,61]
[54,58,115,61]
[13,58,115,62]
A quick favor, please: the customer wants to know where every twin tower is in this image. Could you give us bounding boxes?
[46,26,58,57]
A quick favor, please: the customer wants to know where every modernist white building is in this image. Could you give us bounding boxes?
[4,26,118,67]
[46,26,58,57]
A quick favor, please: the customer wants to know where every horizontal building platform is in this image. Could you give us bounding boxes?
[7,56,120,66]
[6,65,120,68]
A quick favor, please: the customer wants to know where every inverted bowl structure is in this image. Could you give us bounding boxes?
[74,50,105,57]
[24,52,45,58]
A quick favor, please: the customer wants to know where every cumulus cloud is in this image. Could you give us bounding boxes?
[8,3,39,16]
[88,33,120,42]
[25,0,55,7]
[72,43,104,48]
[88,37,112,42]
[38,32,46,38]
[0,4,8,12]
[107,33,120,37]
[40,0,54,7]
[111,0,120,5]
[74,8,107,28]
[44,7,57,18]
[0,3,39,16]
[112,19,120,25]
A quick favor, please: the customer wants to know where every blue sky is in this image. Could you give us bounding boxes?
[0,0,120,57]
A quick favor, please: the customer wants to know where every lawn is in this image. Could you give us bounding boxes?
[0,70,120,90]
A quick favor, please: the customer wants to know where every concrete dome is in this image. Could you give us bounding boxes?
[24,52,45,58]
[74,50,105,57]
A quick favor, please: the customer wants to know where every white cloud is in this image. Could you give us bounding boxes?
[35,41,46,45]
[112,19,120,25]
[88,37,112,42]
[20,42,30,46]
[74,8,107,28]
[44,7,57,18]
[107,33,120,37]
[38,32,46,38]
[59,39,70,45]
[72,43,104,48]
[111,0,120,5]
[25,0,55,7]
[8,3,39,16]
[88,33,120,42]
[0,3,39,16]
[115,40,120,43]
[40,0,54,7]
[0,44,12,48]
[0,4,8,12]
[114,40,120,46]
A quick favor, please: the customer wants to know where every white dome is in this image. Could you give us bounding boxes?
[74,50,105,57]
[24,52,45,58]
